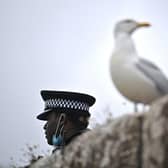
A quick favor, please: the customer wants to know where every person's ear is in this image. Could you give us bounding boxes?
[63,117,68,125]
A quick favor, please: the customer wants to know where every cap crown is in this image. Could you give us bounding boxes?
[37,90,96,120]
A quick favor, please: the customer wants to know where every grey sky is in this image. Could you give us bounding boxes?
[1,0,168,166]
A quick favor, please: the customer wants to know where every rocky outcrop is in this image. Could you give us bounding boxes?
[31,96,168,168]
[143,96,168,168]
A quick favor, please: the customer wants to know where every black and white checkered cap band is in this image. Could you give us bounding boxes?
[45,98,89,111]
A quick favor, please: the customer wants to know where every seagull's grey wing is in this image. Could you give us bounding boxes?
[135,58,168,94]
[139,58,160,70]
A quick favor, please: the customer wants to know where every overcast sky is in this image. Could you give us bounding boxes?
[1,0,168,166]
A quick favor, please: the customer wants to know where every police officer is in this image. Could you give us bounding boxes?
[37,90,96,151]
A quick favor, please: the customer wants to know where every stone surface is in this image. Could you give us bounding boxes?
[143,96,168,168]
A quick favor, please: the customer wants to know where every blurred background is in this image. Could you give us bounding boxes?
[1,0,168,166]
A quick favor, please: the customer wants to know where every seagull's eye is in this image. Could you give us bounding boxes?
[124,20,132,24]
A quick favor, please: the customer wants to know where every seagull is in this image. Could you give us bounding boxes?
[110,19,168,112]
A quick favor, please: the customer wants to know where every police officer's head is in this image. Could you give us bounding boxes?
[37,90,96,146]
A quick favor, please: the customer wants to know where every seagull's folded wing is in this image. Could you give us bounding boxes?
[135,58,168,94]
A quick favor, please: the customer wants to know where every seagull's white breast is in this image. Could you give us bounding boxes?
[110,52,161,104]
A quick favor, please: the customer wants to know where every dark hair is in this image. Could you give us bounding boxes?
[66,110,90,129]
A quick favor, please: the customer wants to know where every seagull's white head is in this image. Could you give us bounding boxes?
[114,19,151,37]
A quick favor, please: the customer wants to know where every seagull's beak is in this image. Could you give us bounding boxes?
[137,22,151,28]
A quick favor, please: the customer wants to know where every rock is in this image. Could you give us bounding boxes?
[143,95,168,168]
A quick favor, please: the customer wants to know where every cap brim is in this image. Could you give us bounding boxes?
[36,109,52,121]
[37,108,91,121]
